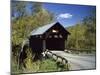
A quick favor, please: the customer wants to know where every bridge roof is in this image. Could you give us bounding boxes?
[30,22,70,36]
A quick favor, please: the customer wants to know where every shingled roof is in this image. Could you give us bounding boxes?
[30,22,70,36]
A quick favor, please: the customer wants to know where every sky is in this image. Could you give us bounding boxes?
[12,1,96,27]
[42,3,96,27]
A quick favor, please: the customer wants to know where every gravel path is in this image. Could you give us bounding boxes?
[51,51,96,70]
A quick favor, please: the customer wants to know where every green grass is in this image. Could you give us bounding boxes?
[38,59,58,72]
[11,48,69,74]
[11,57,69,74]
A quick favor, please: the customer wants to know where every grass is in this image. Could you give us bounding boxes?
[11,48,69,74]
[11,57,69,74]
[38,59,58,72]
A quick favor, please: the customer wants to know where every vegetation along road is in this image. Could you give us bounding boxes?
[51,51,96,70]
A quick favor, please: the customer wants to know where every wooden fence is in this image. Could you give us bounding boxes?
[46,50,68,65]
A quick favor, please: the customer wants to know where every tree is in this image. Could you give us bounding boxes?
[11,1,27,18]
[11,1,54,64]
[66,12,96,50]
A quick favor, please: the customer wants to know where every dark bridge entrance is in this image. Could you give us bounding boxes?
[46,38,65,50]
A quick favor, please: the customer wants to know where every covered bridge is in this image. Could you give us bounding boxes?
[29,22,70,53]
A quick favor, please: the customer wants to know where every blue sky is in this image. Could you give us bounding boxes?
[12,1,96,27]
[42,3,96,27]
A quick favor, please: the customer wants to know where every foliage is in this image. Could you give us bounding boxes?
[39,59,57,72]
[11,1,69,73]
[66,14,96,50]
[11,1,96,73]
[11,1,54,64]
[11,47,69,73]
[11,55,69,73]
